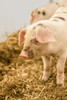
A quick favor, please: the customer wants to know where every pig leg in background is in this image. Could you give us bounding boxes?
[57,53,66,85]
[41,56,52,81]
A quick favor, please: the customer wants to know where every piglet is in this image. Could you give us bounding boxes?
[19,1,67,85]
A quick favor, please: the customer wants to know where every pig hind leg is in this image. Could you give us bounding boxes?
[41,56,52,81]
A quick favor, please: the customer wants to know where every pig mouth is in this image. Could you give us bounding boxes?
[28,50,34,59]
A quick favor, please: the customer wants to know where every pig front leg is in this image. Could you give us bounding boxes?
[57,54,66,85]
[41,56,51,81]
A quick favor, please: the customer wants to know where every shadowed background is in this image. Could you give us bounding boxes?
[0,0,58,42]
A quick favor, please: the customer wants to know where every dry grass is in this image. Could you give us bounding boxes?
[0,31,67,100]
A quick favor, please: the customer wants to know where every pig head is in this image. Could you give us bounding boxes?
[30,2,59,24]
[30,0,67,24]
[18,26,56,59]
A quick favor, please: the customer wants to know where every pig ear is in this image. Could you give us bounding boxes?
[30,9,38,24]
[36,27,56,44]
[18,28,27,46]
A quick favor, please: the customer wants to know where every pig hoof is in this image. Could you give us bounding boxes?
[42,76,49,81]
[57,74,64,85]
[57,79,64,85]
[42,72,50,81]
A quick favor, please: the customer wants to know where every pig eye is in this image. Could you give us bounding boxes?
[38,11,40,14]
[31,38,39,45]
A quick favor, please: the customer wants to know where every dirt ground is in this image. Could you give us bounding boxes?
[0,31,67,100]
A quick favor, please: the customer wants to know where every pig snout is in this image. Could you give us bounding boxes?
[20,47,34,59]
[20,51,29,59]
